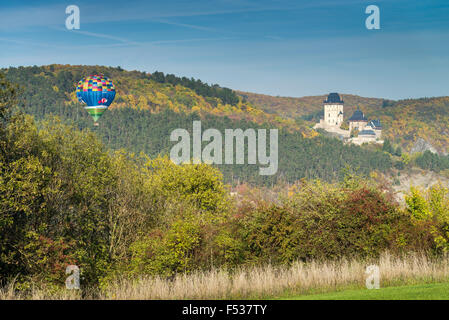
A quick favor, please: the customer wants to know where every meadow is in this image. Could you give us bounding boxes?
[2,252,449,300]
[284,282,449,300]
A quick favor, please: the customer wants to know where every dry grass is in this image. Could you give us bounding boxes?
[0,280,83,300]
[2,252,449,300]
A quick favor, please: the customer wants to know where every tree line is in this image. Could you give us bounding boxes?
[150,71,241,106]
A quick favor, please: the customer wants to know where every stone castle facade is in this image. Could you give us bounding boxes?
[313,93,383,145]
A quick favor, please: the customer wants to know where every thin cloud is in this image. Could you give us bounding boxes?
[0,0,385,31]
[0,31,233,51]
[67,30,140,45]
[57,26,231,47]
[150,19,217,32]
[145,37,234,45]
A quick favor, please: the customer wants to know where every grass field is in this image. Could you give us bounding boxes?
[280,282,449,300]
[3,252,449,299]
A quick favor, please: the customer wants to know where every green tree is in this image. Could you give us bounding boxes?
[382,139,394,154]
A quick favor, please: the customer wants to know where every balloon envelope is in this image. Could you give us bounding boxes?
[76,75,116,122]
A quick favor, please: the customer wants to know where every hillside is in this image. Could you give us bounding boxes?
[2,64,396,185]
[238,91,449,155]
[377,97,449,154]
[9,64,449,157]
[237,90,385,121]
[4,65,309,135]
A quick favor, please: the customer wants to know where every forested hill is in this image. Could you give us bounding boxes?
[237,91,385,120]
[2,64,395,185]
[4,64,309,134]
[238,91,449,155]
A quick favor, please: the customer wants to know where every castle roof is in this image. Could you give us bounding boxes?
[368,119,382,129]
[359,129,376,136]
[349,108,368,122]
[324,93,343,104]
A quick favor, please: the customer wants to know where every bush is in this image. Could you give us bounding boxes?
[406,184,449,254]
[240,179,429,264]
[144,157,229,215]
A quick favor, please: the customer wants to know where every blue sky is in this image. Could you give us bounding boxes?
[1,0,448,99]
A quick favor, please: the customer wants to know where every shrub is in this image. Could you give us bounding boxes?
[128,216,201,276]
[144,157,229,215]
[241,179,427,263]
[406,184,449,253]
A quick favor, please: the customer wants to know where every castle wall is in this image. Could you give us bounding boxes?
[349,136,383,145]
[349,121,368,132]
[313,120,350,138]
[324,104,343,126]
[374,129,382,139]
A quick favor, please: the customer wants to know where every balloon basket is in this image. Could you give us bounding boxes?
[94,122,99,127]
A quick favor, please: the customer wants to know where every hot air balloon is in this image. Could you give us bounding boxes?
[76,75,116,125]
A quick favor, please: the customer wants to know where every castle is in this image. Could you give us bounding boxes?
[313,93,383,145]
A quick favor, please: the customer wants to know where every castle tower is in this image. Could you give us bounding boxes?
[323,93,344,127]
